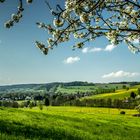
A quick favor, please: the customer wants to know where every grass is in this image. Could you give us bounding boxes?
[0,106,140,140]
[95,83,130,89]
[81,88,138,100]
[56,86,96,94]
[56,83,128,94]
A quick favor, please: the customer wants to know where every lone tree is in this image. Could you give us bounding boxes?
[45,97,50,106]
[1,0,140,55]
[130,91,136,99]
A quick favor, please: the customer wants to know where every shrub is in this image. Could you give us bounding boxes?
[130,92,136,99]
[45,98,50,106]
[38,101,43,110]
[120,111,125,115]
[12,101,19,108]
[135,105,140,114]
[20,102,25,108]
[137,88,140,95]
[29,102,34,109]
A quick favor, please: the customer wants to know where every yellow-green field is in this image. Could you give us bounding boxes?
[81,88,138,100]
[0,106,140,140]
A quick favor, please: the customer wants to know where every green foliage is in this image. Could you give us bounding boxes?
[29,102,34,109]
[77,87,140,109]
[0,101,19,108]
[38,101,43,110]
[137,88,140,95]
[44,98,50,106]
[122,85,127,89]
[12,101,19,108]
[130,91,136,99]
[135,104,140,114]
[120,111,125,115]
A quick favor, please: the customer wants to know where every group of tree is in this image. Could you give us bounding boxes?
[0,88,129,107]
[66,90,140,109]
[0,100,19,108]
[0,98,50,110]
[1,86,140,109]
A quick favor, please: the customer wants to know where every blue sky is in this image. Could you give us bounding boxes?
[0,0,140,85]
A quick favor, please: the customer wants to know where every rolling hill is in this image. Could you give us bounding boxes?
[0,81,135,95]
[81,88,138,100]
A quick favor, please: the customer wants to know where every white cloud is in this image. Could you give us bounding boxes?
[90,47,103,52]
[102,70,140,79]
[82,44,116,54]
[104,44,116,52]
[64,56,80,64]
[82,47,103,53]
[82,47,89,53]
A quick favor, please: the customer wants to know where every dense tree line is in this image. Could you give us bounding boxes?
[65,91,140,109]
[67,98,140,109]
[0,100,19,108]
[1,86,140,110]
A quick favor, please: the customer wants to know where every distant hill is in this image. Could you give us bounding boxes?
[0,81,94,94]
[0,81,139,96]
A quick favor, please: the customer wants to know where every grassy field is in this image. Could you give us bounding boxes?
[56,83,128,94]
[0,106,140,140]
[81,88,138,100]
[56,86,97,94]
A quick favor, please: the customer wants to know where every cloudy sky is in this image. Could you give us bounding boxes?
[0,0,140,85]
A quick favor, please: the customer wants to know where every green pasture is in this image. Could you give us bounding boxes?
[81,88,138,100]
[56,86,96,94]
[56,83,128,94]
[0,106,140,140]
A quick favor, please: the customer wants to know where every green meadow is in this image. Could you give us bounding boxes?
[56,83,128,94]
[0,106,140,140]
[81,88,137,100]
[56,85,97,94]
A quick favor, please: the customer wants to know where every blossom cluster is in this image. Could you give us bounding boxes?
[2,0,139,54]
[35,41,48,55]
[35,0,140,54]
[4,0,33,28]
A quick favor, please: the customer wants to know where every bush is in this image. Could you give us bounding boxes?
[137,88,140,95]
[12,101,19,108]
[20,102,25,108]
[135,104,140,114]
[120,111,125,115]
[38,101,43,110]
[130,92,136,99]
[29,102,34,109]
[45,98,50,106]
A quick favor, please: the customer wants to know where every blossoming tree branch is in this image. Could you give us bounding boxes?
[1,0,140,55]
